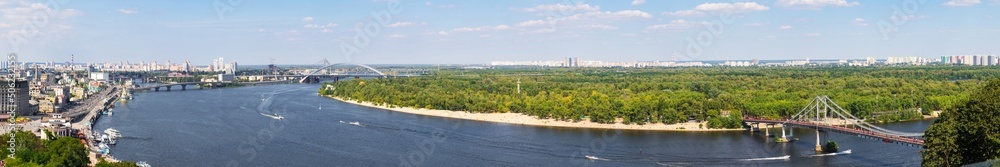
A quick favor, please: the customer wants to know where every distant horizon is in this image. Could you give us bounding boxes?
[15,57,977,66]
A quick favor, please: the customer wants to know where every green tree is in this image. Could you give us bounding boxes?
[922,79,1000,166]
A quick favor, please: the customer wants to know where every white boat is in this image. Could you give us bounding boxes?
[585,155,608,161]
[348,121,362,126]
[105,128,121,138]
[260,112,284,120]
[98,143,110,154]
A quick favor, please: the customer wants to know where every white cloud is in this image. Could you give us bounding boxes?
[744,22,767,26]
[775,0,859,9]
[779,25,793,29]
[0,0,84,40]
[577,24,618,30]
[304,23,337,29]
[388,22,414,27]
[527,28,556,34]
[321,28,332,33]
[118,9,137,15]
[663,2,769,17]
[437,31,449,35]
[453,25,513,32]
[495,24,510,30]
[517,20,548,27]
[662,10,706,17]
[258,29,265,32]
[521,3,600,12]
[631,0,646,6]
[695,2,770,11]
[853,18,868,26]
[573,10,652,19]
[943,0,981,6]
[645,20,708,30]
[301,17,314,22]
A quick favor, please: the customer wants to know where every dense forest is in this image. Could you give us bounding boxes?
[321,66,998,128]
[921,79,1000,166]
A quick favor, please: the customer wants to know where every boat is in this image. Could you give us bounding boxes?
[348,121,362,126]
[585,155,608,161]
[136,161,151,167]
[98,143,110,154]
[105,128,121,138]
[260,112,284,120]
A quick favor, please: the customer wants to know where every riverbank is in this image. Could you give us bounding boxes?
[328,96,744,132]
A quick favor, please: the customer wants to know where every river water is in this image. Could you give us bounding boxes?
[94,84,930,166]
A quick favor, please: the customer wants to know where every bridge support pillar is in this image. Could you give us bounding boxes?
[781,126,786,139]
[154,87,160,91]
[182,85,187,90]
[789,125,793,137]
[166,86,171,91]
[765,124,770,137]
[815,129,822,152]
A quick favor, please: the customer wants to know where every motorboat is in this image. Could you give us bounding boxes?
[105,128,121,138]
[348,121,362,126]
[260,112,284,120]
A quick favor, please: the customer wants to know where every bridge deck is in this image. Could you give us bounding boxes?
[743,117,924,146]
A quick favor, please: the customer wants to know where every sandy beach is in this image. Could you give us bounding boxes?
[329,96,746,132]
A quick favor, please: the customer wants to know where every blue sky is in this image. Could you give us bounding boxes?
[1,0,998,65]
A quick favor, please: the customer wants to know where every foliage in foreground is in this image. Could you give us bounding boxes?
[922,79,1000,166]
[0,131,88,167]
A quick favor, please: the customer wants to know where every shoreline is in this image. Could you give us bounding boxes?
[328,96,745,132]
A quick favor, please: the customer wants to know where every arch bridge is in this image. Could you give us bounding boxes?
[298,63,395,83]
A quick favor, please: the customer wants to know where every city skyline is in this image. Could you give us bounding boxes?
[1,0,998,64]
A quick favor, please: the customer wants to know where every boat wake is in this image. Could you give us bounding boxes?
[810,150,852,157]
[339,120,363,127]
[741,155,791,161]
[259,112,284,120]
[585,155,610,161]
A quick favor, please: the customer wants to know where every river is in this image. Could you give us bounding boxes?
[94,84,930,166]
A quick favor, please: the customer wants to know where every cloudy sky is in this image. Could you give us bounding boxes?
[1,0,997,65]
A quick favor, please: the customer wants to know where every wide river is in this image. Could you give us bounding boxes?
[95,84,930,166]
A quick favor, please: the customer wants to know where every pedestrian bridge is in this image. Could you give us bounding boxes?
[743,96,925,150]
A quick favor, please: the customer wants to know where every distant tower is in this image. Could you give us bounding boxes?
[516,78,521,94]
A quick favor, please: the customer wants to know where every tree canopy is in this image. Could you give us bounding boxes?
[323,66,994,128]
[922,79,1000,166]
[0,131,89,167]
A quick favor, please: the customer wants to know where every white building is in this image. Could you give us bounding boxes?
[89,72,109,81]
